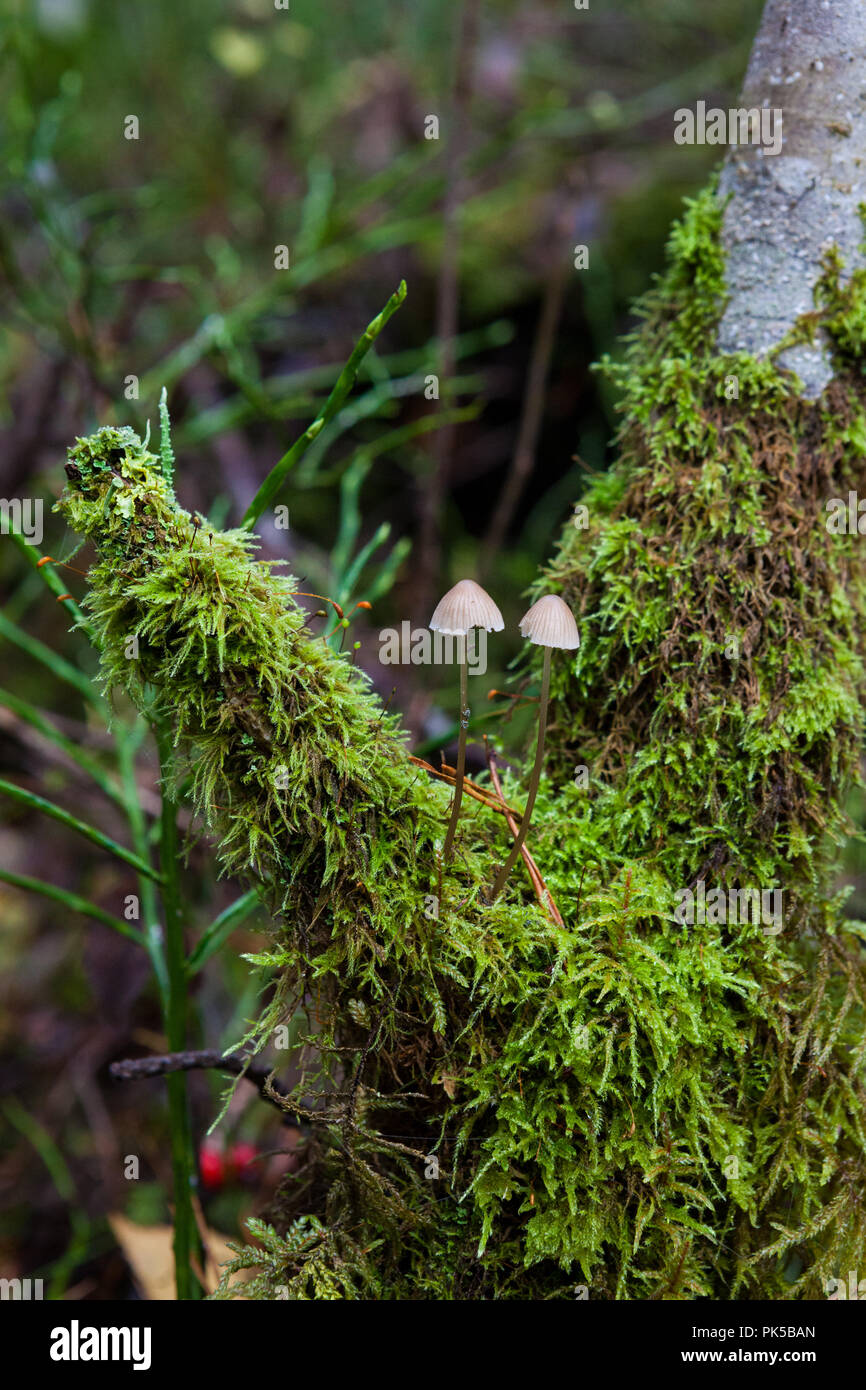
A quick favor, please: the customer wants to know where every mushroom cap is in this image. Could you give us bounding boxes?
[429,579,504,636]
[518,594,580,649]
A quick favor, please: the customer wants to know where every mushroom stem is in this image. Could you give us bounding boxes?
[442,637,468,864]
[490,645,551,900]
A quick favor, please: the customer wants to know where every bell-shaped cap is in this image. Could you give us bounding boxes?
[429,579,504,636]
[518,594,580,649]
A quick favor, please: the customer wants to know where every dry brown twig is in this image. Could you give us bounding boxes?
[408,749,562,922]
[408,754,520,816]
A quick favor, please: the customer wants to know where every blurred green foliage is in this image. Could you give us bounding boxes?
[1,0,763,676]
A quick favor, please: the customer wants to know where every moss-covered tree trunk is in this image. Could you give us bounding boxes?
[717,0,866,396]
[58,0,866,1299]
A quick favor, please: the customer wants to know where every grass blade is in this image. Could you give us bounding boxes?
[296,155,335,259]
[0,685,125,807]
[0,610,100,707]
[0,777,162,881]
[9,532,96,643]
[0,868,144,945]
[330,454,373,582]
[365,537,412,604]
[177,321,513,449]
[187,888,262,974]
[241,281,408,528]
[338,522,391,605]
[298,381,480,486]
[2,1097,91,1298]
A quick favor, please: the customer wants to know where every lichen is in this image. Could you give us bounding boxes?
[57,177,866,1300]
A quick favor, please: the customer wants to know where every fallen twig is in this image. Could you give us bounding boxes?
[109,1048,299,1120]
[408,754,521,817]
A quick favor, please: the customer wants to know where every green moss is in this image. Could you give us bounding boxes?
[57,174,866,1300]
[537,180,866,1297]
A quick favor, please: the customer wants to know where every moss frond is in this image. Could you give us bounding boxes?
[57,177,866,1299]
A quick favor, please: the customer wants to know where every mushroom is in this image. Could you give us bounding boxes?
[490,594,579,900]
[429,579,504,864]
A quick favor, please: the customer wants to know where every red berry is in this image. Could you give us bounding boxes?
[228,1141,257,1180]
[199,1142,225,1190]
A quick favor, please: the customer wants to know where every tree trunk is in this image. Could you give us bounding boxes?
[717,0,866,397]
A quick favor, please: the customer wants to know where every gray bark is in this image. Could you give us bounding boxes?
[716,0,866,398]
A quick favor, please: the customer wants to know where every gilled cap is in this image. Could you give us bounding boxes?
[429,579,504,636]
[518,594,580,649]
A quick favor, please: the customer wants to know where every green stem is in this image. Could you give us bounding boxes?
[0,867,143,945]
[115,723,169,1010]
[155,718,202,1300]
[490,646,551,901]
[9,532,95,642]
[0,777,162,881]
[241,281,407,528]
[186,888,261,975]
[442,644,468,865]
[0,684,126,808]
[0,611,101,708]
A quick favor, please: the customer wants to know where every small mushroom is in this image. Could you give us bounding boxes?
[490,594,579,900]
[430,579,504,864]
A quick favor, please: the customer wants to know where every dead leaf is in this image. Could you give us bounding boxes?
[109,1213,249,1300]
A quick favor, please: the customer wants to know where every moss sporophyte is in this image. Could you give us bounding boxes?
[55,180,866,1299]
